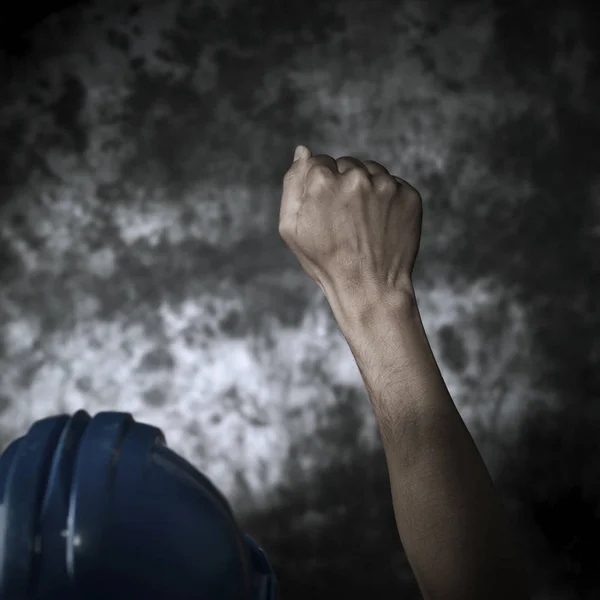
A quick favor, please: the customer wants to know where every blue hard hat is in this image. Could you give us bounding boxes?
[0,410,279,600]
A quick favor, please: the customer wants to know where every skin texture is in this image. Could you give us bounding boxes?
[279,145,530,600]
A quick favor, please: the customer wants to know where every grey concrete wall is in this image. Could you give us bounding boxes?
[0,0,598,597]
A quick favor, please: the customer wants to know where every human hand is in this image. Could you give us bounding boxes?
[279,145,423,313]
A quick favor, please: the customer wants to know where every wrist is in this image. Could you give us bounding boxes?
[326,279,442,420]
[326,278,418,336]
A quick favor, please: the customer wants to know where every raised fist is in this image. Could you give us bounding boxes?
[279,145,423,311]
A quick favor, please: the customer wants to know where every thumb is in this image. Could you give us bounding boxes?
[293,145,312,162]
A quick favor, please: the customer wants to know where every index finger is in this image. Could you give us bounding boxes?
[280,145,311,223]
[283,148,339,186]
[281,147,338,216]
[282,145,311,190]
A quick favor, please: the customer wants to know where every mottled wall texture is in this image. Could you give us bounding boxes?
[0,0,599,597]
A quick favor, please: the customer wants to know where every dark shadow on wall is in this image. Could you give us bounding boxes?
[244,385,422,599]
[485,99,600,598]
[246,445,422,600]
[449,0,600,595]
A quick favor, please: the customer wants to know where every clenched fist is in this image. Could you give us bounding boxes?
[279,145,423,315]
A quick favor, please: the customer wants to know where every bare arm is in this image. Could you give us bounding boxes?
[333,284,530,600]
[279,144,530,600]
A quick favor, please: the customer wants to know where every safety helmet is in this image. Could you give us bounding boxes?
[0,410,279,600]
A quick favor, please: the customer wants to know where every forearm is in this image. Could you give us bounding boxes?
[331,285,530,600]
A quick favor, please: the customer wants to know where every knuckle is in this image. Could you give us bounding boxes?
[395,177,422,203]
[308,163,334,181]
[278,216,291,234]
[344,168,371,188]
[407,193,423,217]
[407,187,422,204]
[364,160,388,175]
[374,174,397,193]
[279,214,292,231]
[278,223,293,243]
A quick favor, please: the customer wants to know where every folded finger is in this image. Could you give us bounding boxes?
[336,156,369,174]
[363,160,390,177]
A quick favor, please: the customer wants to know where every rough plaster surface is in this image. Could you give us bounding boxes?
[0,0,598,597]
